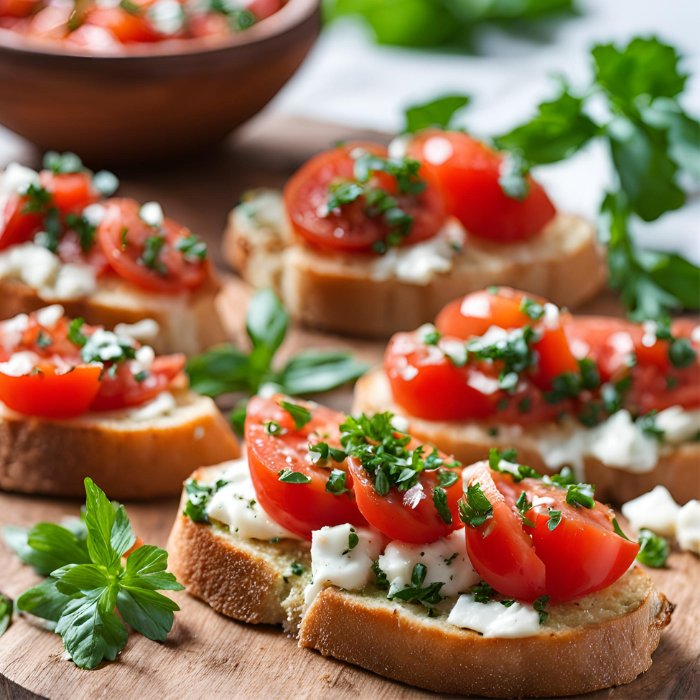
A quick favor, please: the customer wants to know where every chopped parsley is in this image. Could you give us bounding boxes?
[636,529,670,568]
[515,491,535,527]
[290,562,305,576]
[183,477,229,522]
[325,469,349,495]
[432,486,452,525]
[342,528,359,555]
[65,213,97,252]
[457,483,493,527]
[36,330,52,348]
[564,482,595,509]
[140,235,167,275]
[519,296,545,320]
[175,234,208,261]
[637,410,665,441]
[371,560,390,590]
[534,595,550,625]
[263,420,286,436]
[547,508,562,530]
[277,469,312,484]
[279,400,311,430]
[309,441,347,464]
[387,563,444,605]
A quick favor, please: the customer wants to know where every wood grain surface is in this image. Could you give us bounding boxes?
[0,116,698,700]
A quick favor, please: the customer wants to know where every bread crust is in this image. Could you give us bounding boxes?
[353,368,700,505]
[0,273,227,356]
[0,391,239,499]
[224,199,607,338]
[298,574,673,698]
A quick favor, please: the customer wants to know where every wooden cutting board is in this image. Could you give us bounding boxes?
[0,115,698,700]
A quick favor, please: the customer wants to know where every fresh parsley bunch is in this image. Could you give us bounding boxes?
[493,36,700,321]
[4,478,183,670]
[186,289,369,431]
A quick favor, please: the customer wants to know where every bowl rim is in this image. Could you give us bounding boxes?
[0,0,319,60]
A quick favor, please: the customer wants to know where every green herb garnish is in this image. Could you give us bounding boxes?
[637,529,670,568]
[458,483,493,527]
[277,469,312,484]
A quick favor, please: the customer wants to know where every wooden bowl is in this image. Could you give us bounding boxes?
[0,0,320,165]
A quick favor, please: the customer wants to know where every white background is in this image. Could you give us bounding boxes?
[274,0,700,262]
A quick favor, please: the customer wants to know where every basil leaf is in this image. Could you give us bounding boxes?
[279,400,312,430]
[494,88,598,165]
[278,468,312,484]
[246,288,288,359]
[404,94,470,133]
[116,587,180,642]
[55,589,128,670]
[16,578,80,624]
[278,351,369,395]
[185,344,252,397]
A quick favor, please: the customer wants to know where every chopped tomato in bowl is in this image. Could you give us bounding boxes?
[0,308,185,419]
[407,129,556,242]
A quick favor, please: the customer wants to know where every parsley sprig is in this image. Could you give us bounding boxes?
[186,289,369,432]
[494,36,700,321]
[387,563,444,605]
[6,478,183,670]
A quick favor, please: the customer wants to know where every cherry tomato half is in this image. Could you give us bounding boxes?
[408,130,556,242]
[284,142,447,253]
[0,193,43,251]
[245,395,367,540]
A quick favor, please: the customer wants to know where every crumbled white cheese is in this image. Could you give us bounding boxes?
[370,218,466,285]
[542,303,560,330]
[304,524,384,607]
[0,163,40,196]
[206,454,302,541]
[655,406,700,444]
[390,414,410,433]
[621,486,681,538]
[114,319,160,343]
[676,500,700,555]
[0,313,29,351]
[378,531,479,598]
[139,201,165,228]
[403,483,426,509]
[147,0,183,34]
[0,243,96,301]
[35,304,65,330]
[236,189,285,231]
[82,203,106,227]
[134,345,155,372]
[587,410,659,472]
[128,391,177,421]
[387,133,412,160]
[447,594,541,637]
[0,350,41,377]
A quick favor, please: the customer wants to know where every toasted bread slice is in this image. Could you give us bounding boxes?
[223,190,607,338]
[167,463,672,698]
[0,274,227,356]
[0,387,239,500]
[353,367,700,505]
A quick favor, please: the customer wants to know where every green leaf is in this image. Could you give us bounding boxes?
[494,88,598,165]
[458,483,493,527]
[110,505,136,558]
[186,344,252,397]
[565,482,595,509]
[606,117,684,222]
[636,529,670,568]
[23,523,91,568]
[246,289,288,359]
[121,545,184,591]
[612,517,632,541]
[83,478,119,571]
[432,486,452,525]
[278,468,312,484]
[437,469,459,488]
[498,152,530,200]
[547,509,562,530]
[278,351,369,395]
[533,594,550,624]
[116,588,179,643]
[404,94,470,133]
[592,37,687,106]
[43,151,83,174]
[53,564,110,594]
[0,593,12,637]
[325,469,349,495]
[279,400,312,430]
[3,525,85,576]
[56,589,128,670]
[17,578,82,623]
[639,251,700,311]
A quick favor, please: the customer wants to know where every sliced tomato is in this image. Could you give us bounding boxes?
[246,0,282,20]
[90,354,186,411]
[98,198,207,293]
[188,13,229,38]
[0,193,43,250]
[407,129,556,242]
[283,142,446,253]
[0,363,102,419]
[245,395,367,540]
[347,447,463,544]
[463,465,639,603]
[39,170,98,214]
[435,288,579,387]
[57,230,111,275]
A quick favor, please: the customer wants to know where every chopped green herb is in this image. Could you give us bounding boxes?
[387,563,444,605]
[637,410,665,441]
[140,236,167,275]
[325,469,349,496]
[183,477,229,522]
[175,235,208,261]
[309,442,347,464]
[612,517,632,541]
[277,469,312,484]
[404,95,470,133]
[279,400,312,430]
[458,483,493,527]
[637,529,670,568]
[133,370,149,383]
[547,509,562,531]
[65,214,97,252]
[470,581,494,604]
[263,420,286,436]
[36,330,52,348]
[432,486,452,525]
[533,595,550,625]
[371,560,390,590]
[436,469,459,488]
[67,318,87,348]
[515,491,535,527]
[565,482,595,509]
[290,562,305,576]
[519,297,545,321]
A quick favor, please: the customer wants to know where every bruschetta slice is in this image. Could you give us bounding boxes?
[224,137,606,338]
[0,306,238,499]
[167,395,672,698]
[352,287,700,505]
[0,156,226,355]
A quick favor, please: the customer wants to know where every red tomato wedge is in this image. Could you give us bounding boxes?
[245,395,367,540]
[0,193,44,250]
[283,142,447,253]
[84,7,161,43]
[463,465,639,603]
[98,198,208,293]
[39,170,99,214]
[407,129,556,242]
[347,444,463,544]
[0,363,102,419]
[435,288,579,387]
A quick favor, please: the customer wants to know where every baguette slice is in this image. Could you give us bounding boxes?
[0,274,227,356]
[353,368,700,506]
[0,387,239,500]
[167,463,673,698]
[223,190,607,338]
